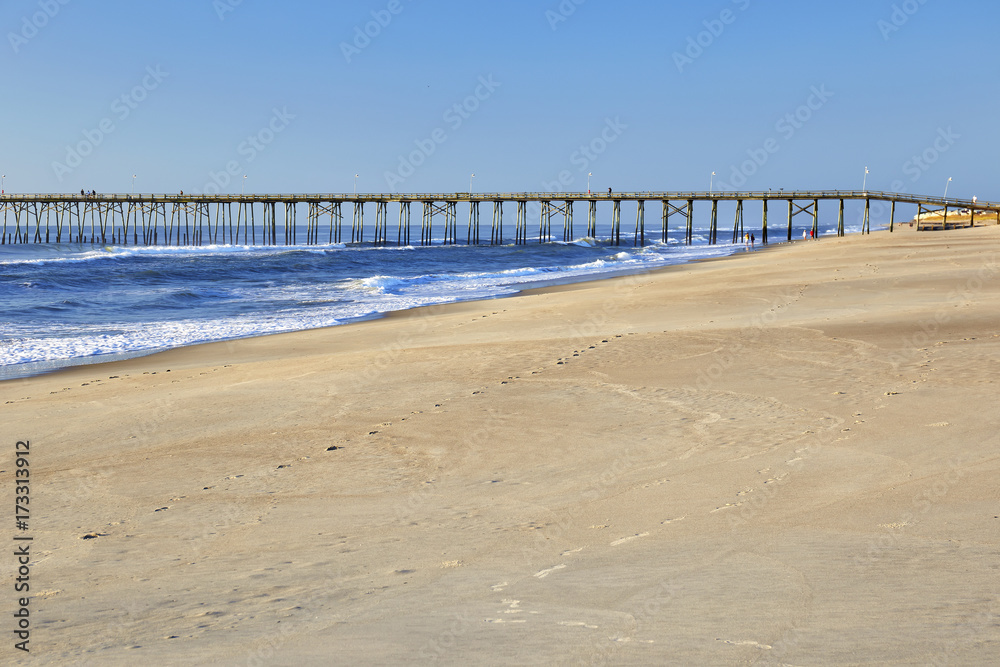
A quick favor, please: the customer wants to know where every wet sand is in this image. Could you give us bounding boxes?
[4,225,999,665]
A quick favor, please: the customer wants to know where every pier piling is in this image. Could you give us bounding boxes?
[762,199,768,245]
[709,200,719,245]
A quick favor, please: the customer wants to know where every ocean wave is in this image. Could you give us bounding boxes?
[0,242,355,266]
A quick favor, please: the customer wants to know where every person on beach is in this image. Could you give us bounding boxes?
[751,233,755,249]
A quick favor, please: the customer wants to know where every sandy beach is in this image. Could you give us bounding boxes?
[4,225,999,665]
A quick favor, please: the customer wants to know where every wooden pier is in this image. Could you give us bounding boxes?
[0,191,995,247]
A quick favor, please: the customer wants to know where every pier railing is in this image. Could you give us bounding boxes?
[1,191,996,247]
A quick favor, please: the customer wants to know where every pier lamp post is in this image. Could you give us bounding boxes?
[863,166,869,194]
[354,174,358,195]
[944,177,952,201]
[469,173,475,194]
[242,174,247,196]
[132,174,136,195]
[2,174,5,194]
[587,172,592,194]
[710,171,716,194]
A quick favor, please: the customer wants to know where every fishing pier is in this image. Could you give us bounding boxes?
[0,191,995,247]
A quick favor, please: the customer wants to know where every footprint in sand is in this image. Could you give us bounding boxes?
[610,532,649,546]
[534,564,566,579]
[710,503,739,513]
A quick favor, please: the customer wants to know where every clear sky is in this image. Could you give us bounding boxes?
[1,0,996,200]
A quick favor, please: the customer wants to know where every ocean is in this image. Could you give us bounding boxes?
[1,217,858,380]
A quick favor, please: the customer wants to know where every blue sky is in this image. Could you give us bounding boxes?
[1,0,996,200]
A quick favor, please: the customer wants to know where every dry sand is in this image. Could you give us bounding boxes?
[3,225,999,665]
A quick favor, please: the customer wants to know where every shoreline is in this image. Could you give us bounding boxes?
[1,236,771,382]
[0,230,866,386]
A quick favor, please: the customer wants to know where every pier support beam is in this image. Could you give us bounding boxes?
[352,202,364,243]
[421,202,433,246]
[732,200,744,244]
[30,203,41,244]
[685,199,694,245]
[611,200,621,245]
[333,202,343,244]
[661,200,670,243]
[890,200,896,233]
[762,199,768,245]
[709,199,718,245]
[837,199,845,237]
[787,200,793,241]
[516,200,527,245]
[374,201,387,245]
[262,202,274,245]
[306,203,317,245]
[444,201,457,245]
[588,200,597,238]
[55,203,65,243]
[539,201,551,243]
[467,201,480,245]
[862,198,870,235]
[285,202,298,245]
[563,201,574,242]
[167,203,177,245]
[634,200,644,246]
[812,199,820,238]
[491,201,503,245]
[235,202,244,244]
[398,201,410,245]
